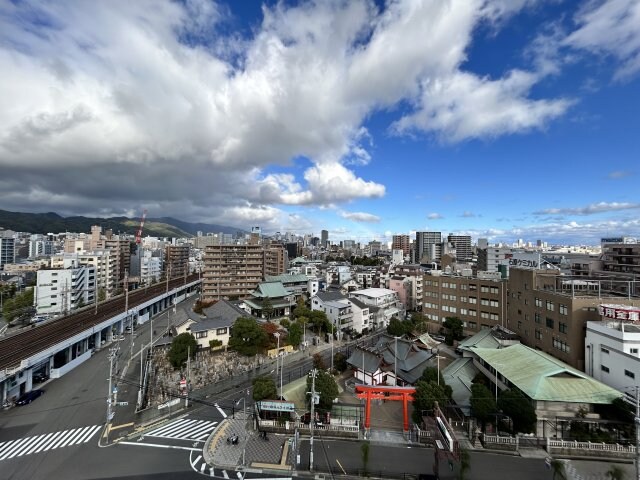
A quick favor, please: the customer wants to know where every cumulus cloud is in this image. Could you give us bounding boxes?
[565,0,640,80]
[427,213,444,220]
[460,211,476,218]
[0,0,577,229]
[533,202,640,216]
[339,211,381,223]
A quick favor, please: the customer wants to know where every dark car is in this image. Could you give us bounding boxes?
[32,372,49,384]
[16,389,44,405]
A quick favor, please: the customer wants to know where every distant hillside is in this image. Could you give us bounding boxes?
[0,210,244,238]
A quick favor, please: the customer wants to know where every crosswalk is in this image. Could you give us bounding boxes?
[0,425,101,461]
[146,418,218,441]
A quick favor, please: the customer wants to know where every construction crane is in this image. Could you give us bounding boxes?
[135,209,148,245]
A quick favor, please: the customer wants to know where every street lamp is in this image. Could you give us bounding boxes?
[436,350,446,386]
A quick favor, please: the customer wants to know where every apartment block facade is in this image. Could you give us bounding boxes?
[202,243,287,300]
[392,234,410,257]
[35,265,96,315]
[422,272,508,335]
[164,244,190,277]
[506,268,640,370]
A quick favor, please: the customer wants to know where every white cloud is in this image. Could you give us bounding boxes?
[565,0,640,80]
[608,170,634,179]
[460,211,476,218]
[339,211,381,223]
[0,0,576,227]
[427,213,444,220]
[392,70,572,142]
[533,201,640,216]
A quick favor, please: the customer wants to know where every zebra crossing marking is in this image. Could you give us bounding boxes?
[146,418,217,441]
[0,425,101,461]
[214,403,228,418]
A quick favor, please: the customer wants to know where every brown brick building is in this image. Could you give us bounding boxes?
[202,243,287,300]
[422,272,508,335]
[506,267,640,370]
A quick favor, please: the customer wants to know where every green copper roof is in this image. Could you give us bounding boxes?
[458,329,501,350]
[252,281,292,299]
[265,273,311,283]
[472,344,622,404]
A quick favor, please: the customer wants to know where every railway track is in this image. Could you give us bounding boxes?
[0,274,200,372]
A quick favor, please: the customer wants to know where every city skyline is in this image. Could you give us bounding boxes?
[1,1,639,244]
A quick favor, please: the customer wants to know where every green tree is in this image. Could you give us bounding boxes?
[606,465,626,480]
[457,448,471,480]
[209,339,223,349]
[550,459,567,480]
[412,380,450,423]
[361,441,370,475]
[261,296,274,320]
[443,317,464,341]
[470,383,496,429]
[252,375,277,401]
[280,318,291,329]
[287,321,303,346]
[228,317,269,356]
[333,351,348,373]
[419,368,453,399]
[387,317,412,336]
[310,310,331,335]
[97,288,106,302]
[498,388,537,433]
[307,369,338,411]
[167,333,198,369]
[2,288,34,322]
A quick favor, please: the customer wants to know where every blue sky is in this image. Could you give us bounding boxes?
[0,0,639,245]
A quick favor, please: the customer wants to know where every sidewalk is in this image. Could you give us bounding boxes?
[204,412,292,471]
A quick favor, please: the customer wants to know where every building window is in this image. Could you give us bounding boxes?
[625,370,635,379]
[216,328,227,335]
[559,322,568,334]
[481,286,489,293]
[601,365,610,373]
[546,300,554,311]
[491,287,499,294]
[535,329,542,340]
[535,298,542,307]
[631,348,639,354]
[469,309,476,316]
[469,321,477,329]
[559,304,568,315]
[196,331,208,338]
[601,346,610,354]
[546,318,554,328]
[553,338,570,353]
[481,298,490,306]
[460,308,468,315]
[517,321,522,330]
[535,313,541,324]
[490,300,499,308]
[469,297,477,304]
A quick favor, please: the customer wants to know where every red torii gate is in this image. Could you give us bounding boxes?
[355,385,416,432]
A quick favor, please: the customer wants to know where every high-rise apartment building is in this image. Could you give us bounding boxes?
[415,231,442,263]
[392,234,410,256]
[35,262,96,315]
[321,230,329,248]
[447,234,473,262]
[51,251,117,298]
[165,245,190,277]
[599,238,640,279]
[202,243,287,300]
[477,246,514,273]
[0,231,16,270]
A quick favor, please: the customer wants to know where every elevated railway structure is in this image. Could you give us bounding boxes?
[1,274,201,403]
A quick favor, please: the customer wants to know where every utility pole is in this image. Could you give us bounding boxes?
[309,368,317,472]
[185,346,190,408]
[137,344,144,409]
[106,348,116,442]
[634,385,640,480]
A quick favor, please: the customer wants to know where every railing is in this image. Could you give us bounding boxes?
[547,439,636,453]
[484,434,518,445]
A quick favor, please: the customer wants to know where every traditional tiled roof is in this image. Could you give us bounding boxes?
[251,281,292,299]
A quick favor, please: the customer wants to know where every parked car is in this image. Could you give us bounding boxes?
[16,389,44,406]
[432,335,446,342]
[32,372,49,384]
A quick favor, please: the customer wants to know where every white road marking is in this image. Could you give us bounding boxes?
[0,425,101,461]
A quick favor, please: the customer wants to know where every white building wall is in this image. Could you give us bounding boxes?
[36,266,95,315]
[585,321,640,395]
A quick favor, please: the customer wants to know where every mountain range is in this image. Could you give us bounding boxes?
[0,209,245,238]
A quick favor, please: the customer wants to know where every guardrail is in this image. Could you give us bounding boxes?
[547,439,636,453]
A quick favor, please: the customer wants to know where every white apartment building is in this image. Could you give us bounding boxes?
[0,231,16,269]
[348,298,371,334]
[348,288,404,329]
[51,251,116,298]
[585,305,640,396]
[140,250,163,284]
[35,263,96,315]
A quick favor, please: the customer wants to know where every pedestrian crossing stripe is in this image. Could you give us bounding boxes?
[146,418,218,441]
[0,425,101,461]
